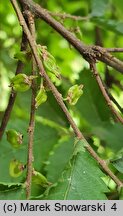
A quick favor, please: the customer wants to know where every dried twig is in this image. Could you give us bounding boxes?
[10,0,123,188]
[0,32,28,140]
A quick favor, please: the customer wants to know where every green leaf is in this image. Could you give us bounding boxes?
[92,17,123,34]
[15,90,68,127]
[45,136,74,183]
[33,121,59,170]
[111,157,123,173]
[73,139,88,155]
[0,182,26,199]
[90,0,109,17]
[92,123,123,151]
[14,51,27,63]
[0,119,28,184]
[112,0,123,18]
[37,92,69,127]
[76,71,123,151]
[0,118,59,183]
[77,70,111,126]
[44,141,108,200]
[119,187,123,200]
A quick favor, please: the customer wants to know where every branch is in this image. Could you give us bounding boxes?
[105,69,123,91]
[94,27,123,116]
[11,0,123,188]
[107,91,123,114]
[91,63,123,124]
[18,0,123,74]
[48,11,90,21]
[105,67,123,114]
[26,11,36,199]
[0,31,28,140]
[106,48,123,52]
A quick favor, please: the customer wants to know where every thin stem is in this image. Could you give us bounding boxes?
[104,87,123,116]
[91,63,123,124]
[26,11,37,199]
[106,48,123,52]
[95,27,123,115]
[107,91,123,114]
[105,68,123,91]
[0,32,28,140]
[48,11,90,21]
[11,0,123,188]
[104,85,123,114]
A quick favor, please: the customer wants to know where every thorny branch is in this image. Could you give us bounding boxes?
[10,0,123,189]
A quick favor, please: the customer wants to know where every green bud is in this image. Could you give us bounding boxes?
[14,51,27,63]
[6,129,23,148]
[65,84,83,105]
[35,86,47,108]
[14,50,32,63]
[10,74,37,92]
[47,72,61,86]
[75,26,82,41]
[9,159,25,178]
[37,45,61,79]
[32,170,50,187]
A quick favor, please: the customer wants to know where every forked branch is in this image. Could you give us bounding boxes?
[18,0,123,74]
[10,0,123,188]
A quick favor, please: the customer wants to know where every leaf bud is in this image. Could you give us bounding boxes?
[6,129,23,148]
[35,86,47,108]
[65,84,83,105]
[9,159,25,178]
[10,73,37,92]
[32,169,50,187]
